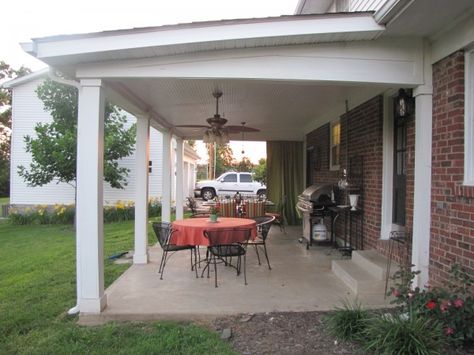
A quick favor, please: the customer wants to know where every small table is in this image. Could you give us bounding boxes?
[171,217,257,246]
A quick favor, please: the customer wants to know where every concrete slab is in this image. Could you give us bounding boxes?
[84,226,392,323]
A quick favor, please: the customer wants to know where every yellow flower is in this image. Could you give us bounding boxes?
[116,201,126,210]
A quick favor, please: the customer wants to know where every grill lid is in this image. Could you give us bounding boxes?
[300,183,333,202]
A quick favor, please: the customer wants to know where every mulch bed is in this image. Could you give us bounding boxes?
[211,311,474,355]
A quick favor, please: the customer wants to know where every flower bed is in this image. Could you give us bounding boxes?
[8,197,163,225]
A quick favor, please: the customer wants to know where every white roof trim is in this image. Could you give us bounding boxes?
[2,68,48,89]
[23,13,384,63]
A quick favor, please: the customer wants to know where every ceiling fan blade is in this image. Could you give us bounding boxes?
[224,125,260,133]
[174,124,210,128]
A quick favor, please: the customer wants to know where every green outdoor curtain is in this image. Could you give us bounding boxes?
[266,141,304,225]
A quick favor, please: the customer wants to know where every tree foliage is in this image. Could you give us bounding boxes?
[18,79,136,189]
[252,158,266,183]
[0,61,31,196]
[206,143,234,178]
[233,156,254,172]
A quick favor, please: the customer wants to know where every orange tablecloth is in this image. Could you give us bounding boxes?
[171,217,257,246]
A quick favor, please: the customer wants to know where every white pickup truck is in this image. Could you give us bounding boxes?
[194,172,267,201]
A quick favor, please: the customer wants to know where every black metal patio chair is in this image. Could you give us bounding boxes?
[152,222,198,280]
[185,197,211,218]
[248,215,275,269]
[202,228,252,287]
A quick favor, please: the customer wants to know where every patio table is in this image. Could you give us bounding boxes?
[171,217,257,246]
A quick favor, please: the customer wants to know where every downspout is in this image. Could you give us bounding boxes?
[48,67,81,316]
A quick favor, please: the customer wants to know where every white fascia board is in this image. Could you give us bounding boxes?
[431,14,474,64]
[29,14,384,60]
[2,68,48,89]
[76,37,423,86]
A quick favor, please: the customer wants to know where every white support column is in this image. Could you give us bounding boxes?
[133,115,150,264]
[175,137,184,220]
[411,44,433,288]
[162,131,172,223]
[76,79,106,313]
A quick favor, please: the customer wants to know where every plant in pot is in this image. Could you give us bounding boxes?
[209,205,220,222]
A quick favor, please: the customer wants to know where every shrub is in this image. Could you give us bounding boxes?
[389,263,474,347]
[363,311,446,355]
[325,299,370,341]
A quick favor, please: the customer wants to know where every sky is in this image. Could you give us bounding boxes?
[1,0,294,163]
[1,0,297,70]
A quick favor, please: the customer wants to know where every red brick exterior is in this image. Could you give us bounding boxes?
[306,96,385,251]
[430,50,474,286]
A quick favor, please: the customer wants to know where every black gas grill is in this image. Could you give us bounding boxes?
[296,184,336,249]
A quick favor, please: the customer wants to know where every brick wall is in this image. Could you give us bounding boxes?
[306,96,385,250]
[430,50,474,286]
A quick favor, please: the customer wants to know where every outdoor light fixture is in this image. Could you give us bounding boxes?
[203,128,229,145]
[395,89,414,119]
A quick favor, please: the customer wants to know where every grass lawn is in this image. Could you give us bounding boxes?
[0,197,9,207]
[0,219,234,354]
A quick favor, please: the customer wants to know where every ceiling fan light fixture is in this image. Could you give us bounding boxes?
[203,128,229,145]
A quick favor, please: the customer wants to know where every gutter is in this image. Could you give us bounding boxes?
[374,0,414,25]
[48,68,80,89]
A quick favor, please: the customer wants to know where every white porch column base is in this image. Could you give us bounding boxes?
[175,137,184,220]
[78,295,108,314]
[412,83,433,289]
[162,131,172,222]
[134,115,150,264]
[76,78,106,314]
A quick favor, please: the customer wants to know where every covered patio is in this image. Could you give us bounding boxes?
[20,10,434,316]
[83,226,391,323]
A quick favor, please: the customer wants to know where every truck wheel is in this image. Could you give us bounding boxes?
[202,188,216,201]
[257,189,267,200]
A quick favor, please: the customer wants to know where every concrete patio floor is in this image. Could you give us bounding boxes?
[83,226,392,323]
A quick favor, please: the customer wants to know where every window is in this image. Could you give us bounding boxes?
[465,49,474,185]
[222,173,237,183]
[330,120,341,170]
[240,174,252,183]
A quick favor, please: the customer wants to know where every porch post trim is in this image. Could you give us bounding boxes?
[175,137,184,220]
[76,78,107,313]
[134,115,150,264]
[162,130,172,222]
[411,51,434,290]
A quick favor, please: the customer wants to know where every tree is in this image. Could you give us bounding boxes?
[233,157,254,172]
[18,79,136,189]
[206,143,234,178]
[253,158,266,184]
[0,61,31,196]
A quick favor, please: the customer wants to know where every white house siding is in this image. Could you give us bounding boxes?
[9,76,193,206]
[327,0,386,12]
[348,0,386,12]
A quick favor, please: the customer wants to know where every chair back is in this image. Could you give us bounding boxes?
[219,200,237,217]
[186,197,198,214]
[204,228,251,246]
[244,200,266,218]
[252,215,275,241]
[152,222,173,248]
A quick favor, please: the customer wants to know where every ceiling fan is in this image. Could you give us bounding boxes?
[175,91,260,136]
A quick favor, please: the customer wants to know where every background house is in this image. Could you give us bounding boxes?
[6,70,199,206]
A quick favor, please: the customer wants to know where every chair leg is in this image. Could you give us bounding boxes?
[213,254,218,288]
[254,244,261,265]
[243,254,247,286]
[160,251,168,280]
[190,249,194,271]
[263,242,271,270]
[194,248,199,278]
